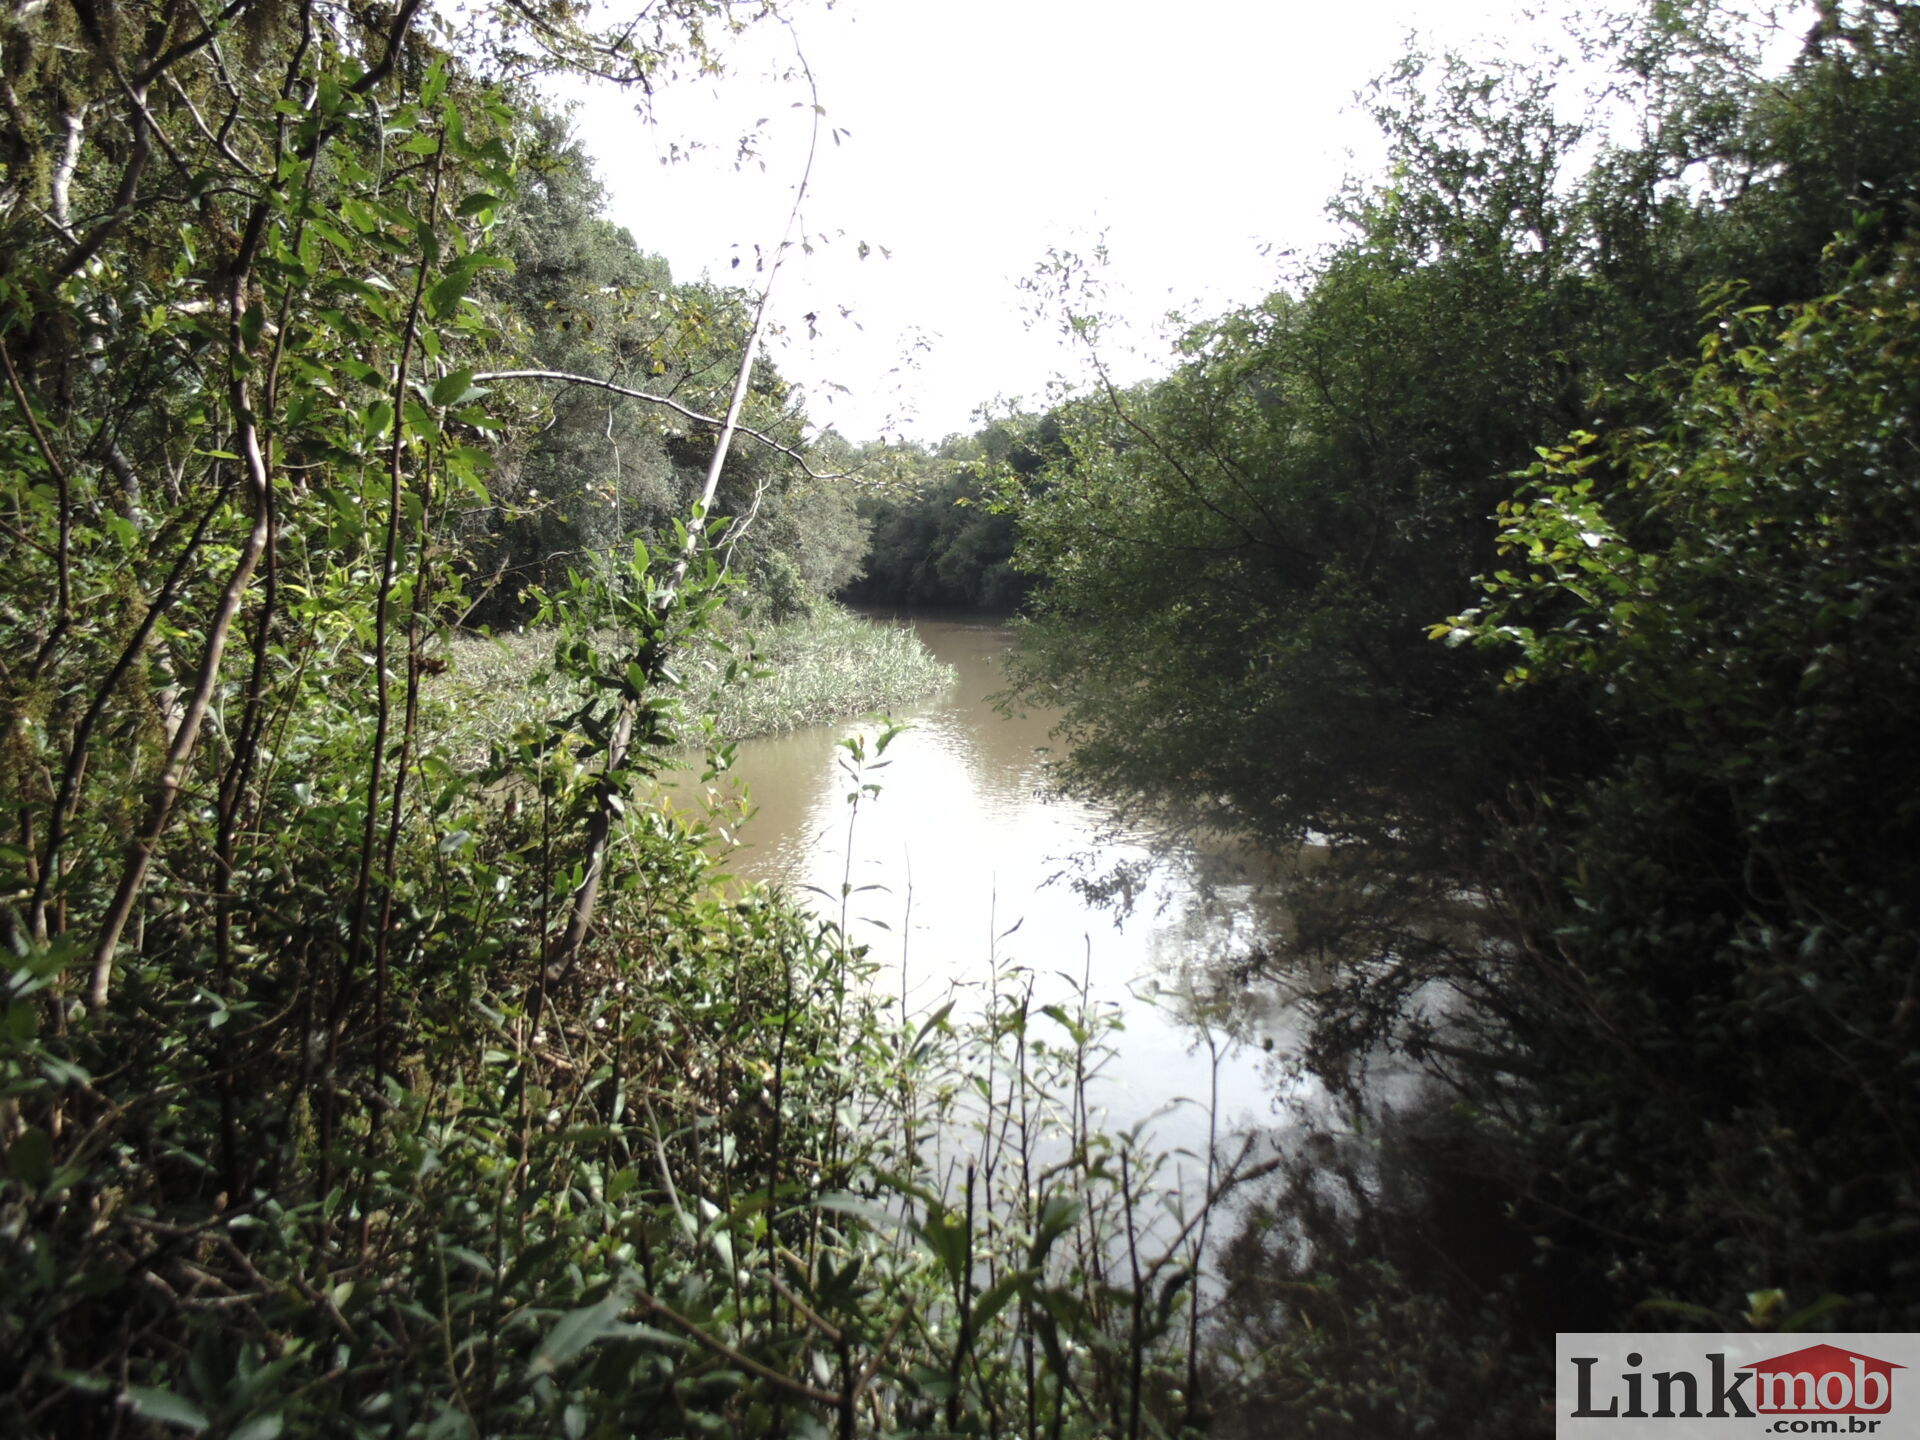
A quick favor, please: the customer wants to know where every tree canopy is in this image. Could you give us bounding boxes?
[995,2,1920,1429]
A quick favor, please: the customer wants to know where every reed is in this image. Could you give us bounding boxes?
[702,605,952,740]
[429,603,952,770]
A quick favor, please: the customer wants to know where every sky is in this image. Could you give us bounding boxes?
[551,0,1770,444]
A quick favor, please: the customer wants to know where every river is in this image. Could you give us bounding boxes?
[662,614,1304,1155]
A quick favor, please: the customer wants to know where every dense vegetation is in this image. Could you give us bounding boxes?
[0,3,1247,1437]
[840,420,1048,613]
[447,112,871,628]
[436,606,951,765]
[9,0,1919,1433]
[992,1,1920,1431]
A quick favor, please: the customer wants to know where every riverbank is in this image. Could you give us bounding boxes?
[433,602,952,767]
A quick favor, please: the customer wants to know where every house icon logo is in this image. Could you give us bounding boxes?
[1741,1344,1903,1416]
[1556,1331,1920,1435]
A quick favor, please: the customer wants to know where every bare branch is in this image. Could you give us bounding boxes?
[632,1289,843,1409]
[542,18,828,982]
[52,88,151,281]
[472,369,846,480]
[50,106,86,230]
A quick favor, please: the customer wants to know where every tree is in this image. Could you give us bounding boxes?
[1444,244,1920,1319]
[449,108,829,624]
[0,0,824,1426]
[1008,2,1920,1423]
[1004,45,1609,931]
[1004,0,1920,945]
[846,422,1046,613]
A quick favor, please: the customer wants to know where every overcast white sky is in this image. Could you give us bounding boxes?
[550,0,1735,444]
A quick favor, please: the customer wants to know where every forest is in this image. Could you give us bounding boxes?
[3,0,1918,1436]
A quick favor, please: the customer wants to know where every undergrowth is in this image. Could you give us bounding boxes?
[0,16,1251,1428]
[3,552,1261,1439]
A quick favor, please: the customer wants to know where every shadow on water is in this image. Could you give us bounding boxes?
[658,613,1558,1425]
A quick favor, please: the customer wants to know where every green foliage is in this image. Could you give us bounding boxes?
[460,113,688,615]
[1005,0,1920,888]
[845,424,1047,613]
[0,6,1248,1436]
[418,111,870,633]
[431,605,952,767]
[731,474,873,622]
[1441,245,1920,1321]
[1002,24,1719,917]
[461,116,824,628]
[999,0,1920,1427]
[1003,251,1568,922]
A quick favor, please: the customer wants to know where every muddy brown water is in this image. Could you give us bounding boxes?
[658,614,1308,1153]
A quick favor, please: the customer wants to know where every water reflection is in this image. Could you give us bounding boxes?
[660,615,1302,1151]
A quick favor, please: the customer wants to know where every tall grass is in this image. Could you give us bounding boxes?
[701,605,950,740]
[431,603,952,770]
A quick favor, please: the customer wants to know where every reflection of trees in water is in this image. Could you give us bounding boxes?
[1101,839,1569,1437]
[762,618,1596,1435]
[1201,1088,1590,1440]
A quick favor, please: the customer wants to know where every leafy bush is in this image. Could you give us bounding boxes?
[1446,245,1920,1323]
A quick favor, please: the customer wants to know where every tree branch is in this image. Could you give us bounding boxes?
[0,337,70,633]
[348,0,430,95]
[541,24,829,983]
[132,0,262,88]
[53,83,151,282]
[87,202,275,1009]
[632,1289,842,1408]
[472,369,845,480]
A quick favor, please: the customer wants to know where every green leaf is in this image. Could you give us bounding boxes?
[124,1386,210,1432]
[528,1292,628,1376]
[916,1205,970,1283]
[431,369,480,406]
[340,197,380,233]
[423,255,507,319]
[910,1001,954,1058]
[361,400,394,443]
[426,270,472,318]
[972,1269,1034,1331]
[1031,1194,1083,1262]
[8,1128,52,1188]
